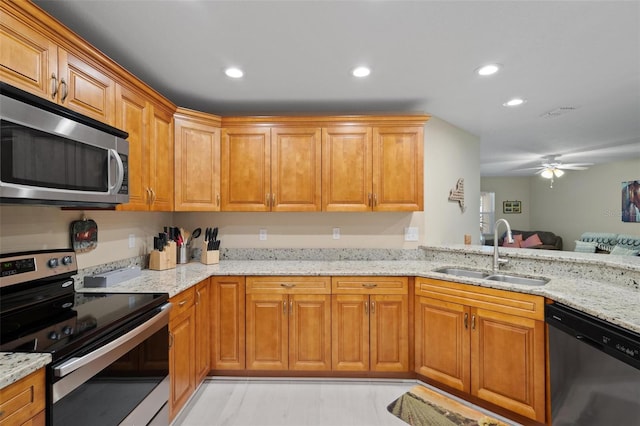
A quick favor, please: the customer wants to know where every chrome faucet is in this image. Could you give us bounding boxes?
[493,218,513,273]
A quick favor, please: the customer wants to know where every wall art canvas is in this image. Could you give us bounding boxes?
[621,180,640,222]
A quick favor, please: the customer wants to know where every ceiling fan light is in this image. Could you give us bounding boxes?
[554,168,565,177]
[541,169,554,179]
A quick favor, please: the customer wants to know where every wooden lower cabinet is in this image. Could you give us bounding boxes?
[169,279,211,421]
[332,294,409,372]
[415,279,546,422]
[245,276,332,371]
[0,368,45,426]
[212,276,246,370]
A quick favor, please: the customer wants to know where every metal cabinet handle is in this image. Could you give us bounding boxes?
[151,188,157,204]
[59,78,68,102]
[169,332,174,349]
[362,283,377,289]
[289,300,293,315]
[373,193,378,206]
[216,194,220,207]
[464,313,468,329]
[272,193,276,206]
[283,300,287,314]
[50,73,58,99]
[196,290,201,305]
[371,301,375,314]
[472,315,476,330]
[368,193,372,207]
[178,300,187,307]
[146,188,152,205]
[364,301,369,315]
[266,194,271,207]
[280,283,296,288]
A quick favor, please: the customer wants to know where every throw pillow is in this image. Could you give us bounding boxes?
[521,233,543,248]
[610,245,640,256]
[574,240,597,253]
[502,234,523,248]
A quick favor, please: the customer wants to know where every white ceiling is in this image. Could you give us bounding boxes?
[33,0,640,176]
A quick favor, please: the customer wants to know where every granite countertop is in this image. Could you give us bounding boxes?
[0,352,51,389]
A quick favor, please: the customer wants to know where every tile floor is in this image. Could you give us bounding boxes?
[172,378,520,426]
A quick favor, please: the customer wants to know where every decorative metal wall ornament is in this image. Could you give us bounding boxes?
[448,178,465,212]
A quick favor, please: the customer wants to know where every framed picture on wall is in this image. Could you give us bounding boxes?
[622,180,640,222]
[503,200,522,214]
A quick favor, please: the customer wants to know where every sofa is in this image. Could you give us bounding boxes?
[575,232,640,255]
[487,230,563,250]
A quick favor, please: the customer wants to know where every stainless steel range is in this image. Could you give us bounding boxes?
[0,249,171,426]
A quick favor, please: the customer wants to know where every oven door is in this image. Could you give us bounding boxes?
[49,303,171,426]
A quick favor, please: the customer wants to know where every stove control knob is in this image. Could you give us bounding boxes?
[48,331,60,340]
[62,326,73,335]
[48,258,59,268]
[62,256,73,265]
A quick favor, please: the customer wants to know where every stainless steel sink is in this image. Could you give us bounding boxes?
[433,267,491,279]
[484,274,549,286]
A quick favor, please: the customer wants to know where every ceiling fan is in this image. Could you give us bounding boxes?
[516,155,594,187]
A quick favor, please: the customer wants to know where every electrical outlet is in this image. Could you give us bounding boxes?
[259,229,267,241]
[404,227,419,241]
[332,228,340,239]
[128,234,135,248]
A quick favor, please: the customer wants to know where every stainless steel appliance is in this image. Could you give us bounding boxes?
[0,249,171,426]
[546,302,640,425]
[0,83,129,207]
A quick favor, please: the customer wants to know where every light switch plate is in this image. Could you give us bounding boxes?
[128,234,135,248]
[332,228,340,239]
[404,227,419,241]
[259,229,267,241]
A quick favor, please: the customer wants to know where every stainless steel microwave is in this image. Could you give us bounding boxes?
[0,83,129,207]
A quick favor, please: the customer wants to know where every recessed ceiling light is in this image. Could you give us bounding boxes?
[476,64,501,76]
[503,98,526,107]
[352,66,371,78]
[224,67,244,78]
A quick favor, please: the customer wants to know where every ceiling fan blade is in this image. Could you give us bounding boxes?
[559,165,590,170]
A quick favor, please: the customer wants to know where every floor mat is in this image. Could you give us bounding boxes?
[387,385,509,426]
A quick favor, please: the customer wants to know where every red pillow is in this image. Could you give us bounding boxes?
[502,234,523,248]
[521,233,543,248]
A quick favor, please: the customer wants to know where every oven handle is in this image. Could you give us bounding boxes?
[53,302,171,378]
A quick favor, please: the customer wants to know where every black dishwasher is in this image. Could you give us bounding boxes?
[546,302,640,426]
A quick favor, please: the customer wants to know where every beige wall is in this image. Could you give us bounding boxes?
[0,116,481,266]
[481,158,640,250]
[481,176,532,231]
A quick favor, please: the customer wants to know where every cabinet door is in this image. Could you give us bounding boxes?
[58,50,115,125]
[372,126,423,211]
[271,127,321,212]
[322,127,372,211]
[246,293,288,370]
[169,307,195,420]
[289,294,331,371]
[0,368,45,426]
[148,103,174,211]
[115,83,150,211]
[194,279,211,384]
[331,294,369,371]
[471,308,546,422]
[174,115,221,211]
[212,276,246,370]
[370,294,409,372]
[221,128,271,211]
[415,296,470,392]
[0,11,57,99]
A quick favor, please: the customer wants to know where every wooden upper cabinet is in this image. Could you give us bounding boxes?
[322,127,372,211]
[0,10,58,99]
[271,127,322,212]
[373,126,424,211]
[115,84,149,211]
[148,103,174,211]
[174,109,221,211]
[57,50,115,125]
[221,127,271,212]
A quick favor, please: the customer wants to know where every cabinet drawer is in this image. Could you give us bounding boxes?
[332,276,408,294]
[246,276,330,294]
[169,287,195,318]
[416,278,544,320]
[0,368,45,426]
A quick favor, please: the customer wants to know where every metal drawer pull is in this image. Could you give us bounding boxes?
[60,78,68,102]
[464,313,468,329]
[362,283,377,288]
[51,73,58,99]
[290,300,293,314]
[364,301,369,315]
[371,301,375,314]
[280,283,296,288]
[179,300,187,307]
[472,315,476,330]
[283,300,287,314]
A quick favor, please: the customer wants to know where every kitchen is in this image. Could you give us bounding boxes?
[1,1,639,426]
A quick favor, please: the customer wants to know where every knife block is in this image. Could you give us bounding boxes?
[200,242,219,265]
[149,241,177,270]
